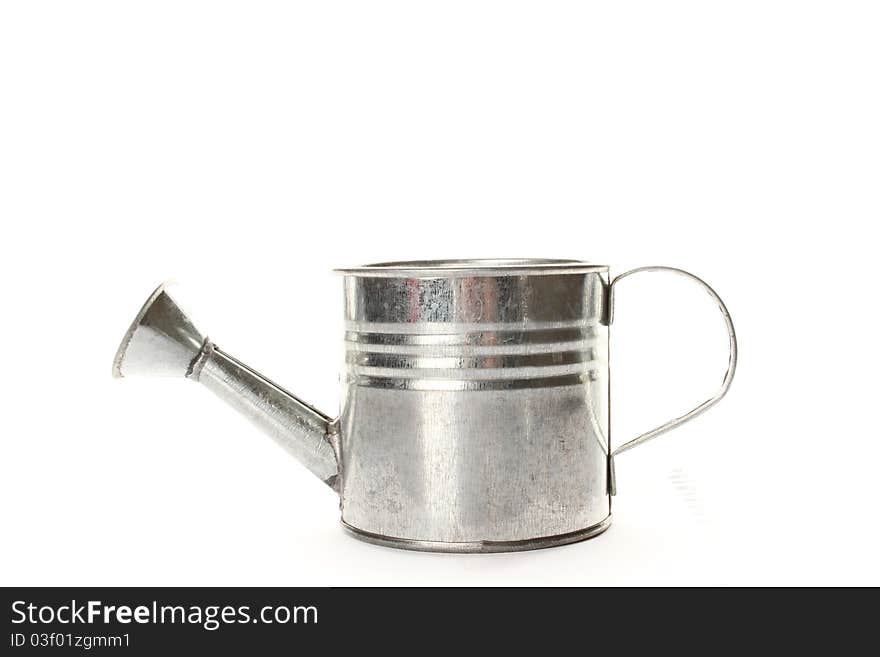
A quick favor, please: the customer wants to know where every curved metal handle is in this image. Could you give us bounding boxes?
[608,266,738,459]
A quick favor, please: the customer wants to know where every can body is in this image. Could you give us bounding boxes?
[337,267,611,550]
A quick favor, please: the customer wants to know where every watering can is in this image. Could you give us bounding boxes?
[114,259,736,552]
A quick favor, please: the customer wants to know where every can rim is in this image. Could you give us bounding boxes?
[335,258,608,277]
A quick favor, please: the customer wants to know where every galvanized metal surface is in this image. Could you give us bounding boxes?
[113,259,737,553]
[337,268,611,545]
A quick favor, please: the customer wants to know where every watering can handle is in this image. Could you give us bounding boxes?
[607,266,738,466]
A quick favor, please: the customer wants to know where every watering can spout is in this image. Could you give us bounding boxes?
[113,282,340,490]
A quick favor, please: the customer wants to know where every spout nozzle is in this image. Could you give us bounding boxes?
[114,280,340,487]
[113,281,206,378]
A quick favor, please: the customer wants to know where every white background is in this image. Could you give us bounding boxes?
[1,2,878,586]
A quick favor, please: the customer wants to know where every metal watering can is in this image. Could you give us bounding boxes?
[114,259,736,552]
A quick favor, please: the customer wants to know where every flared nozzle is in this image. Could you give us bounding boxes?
[113,282,206,378]
[113,281,340,488]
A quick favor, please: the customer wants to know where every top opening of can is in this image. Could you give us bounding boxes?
[335,259,607,277]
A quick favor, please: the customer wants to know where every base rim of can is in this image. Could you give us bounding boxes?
[340,515,612,553]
